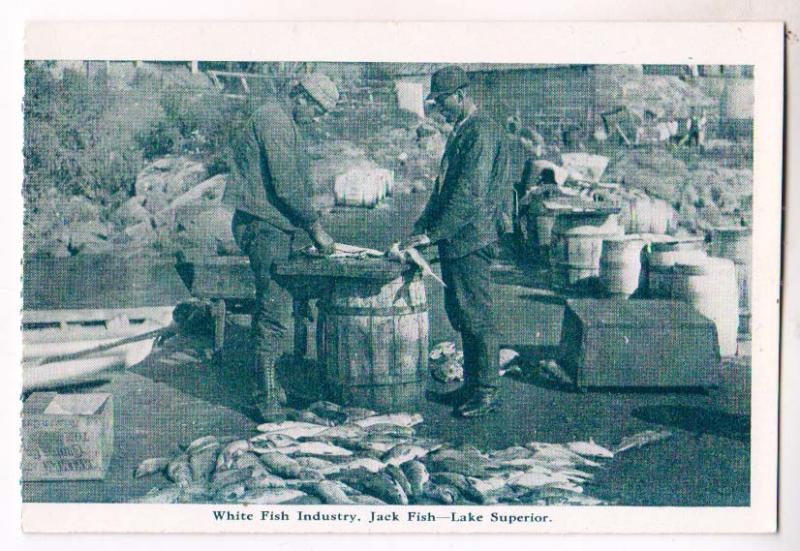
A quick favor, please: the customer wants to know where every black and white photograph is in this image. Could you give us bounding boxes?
[14,20,784,535]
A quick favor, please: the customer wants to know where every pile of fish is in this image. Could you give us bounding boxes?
[132,402,673,506]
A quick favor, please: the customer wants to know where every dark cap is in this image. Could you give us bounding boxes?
[426,65,470,101]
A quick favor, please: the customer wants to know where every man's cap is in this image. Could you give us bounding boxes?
[298,73,339,112]
[426,65,470,101]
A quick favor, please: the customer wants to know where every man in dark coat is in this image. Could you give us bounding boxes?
[401,65,511,417]
[223,73,338,422]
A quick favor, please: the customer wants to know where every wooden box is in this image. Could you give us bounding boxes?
[559,299,720,389]
[22,392,114,481]
[175,253,255,300]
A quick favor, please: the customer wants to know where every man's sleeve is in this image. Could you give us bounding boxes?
[254,114,319,230]
[424,128,491,243]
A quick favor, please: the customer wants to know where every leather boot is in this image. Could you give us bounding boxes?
[456,387,500,418]
[254,356,287,422]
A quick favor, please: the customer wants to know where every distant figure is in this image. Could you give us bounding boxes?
[516,127,546,215]
[395,65,510,418]
[223,73,338,422]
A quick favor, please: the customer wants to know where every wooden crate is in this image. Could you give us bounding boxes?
[559,299,720,389]
[22,392,114,481]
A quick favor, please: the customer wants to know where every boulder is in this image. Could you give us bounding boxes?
[174,205,235,251]
[135,155,207,198]
[114,196,151,226]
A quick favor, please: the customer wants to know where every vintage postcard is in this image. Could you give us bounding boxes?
[19,21,783,533]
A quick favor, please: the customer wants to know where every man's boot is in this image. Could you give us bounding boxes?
[254,356,287,422]
[456,386,499,418]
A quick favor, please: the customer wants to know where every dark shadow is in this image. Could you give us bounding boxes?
[517,293,567,307]
[22,378,112,400]
[632,404,750,443]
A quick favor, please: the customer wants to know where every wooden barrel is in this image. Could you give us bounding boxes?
[553,223,621,290]
[672,257,739,357]
[550,211,621,291]
[528,202,573,263]
[618,189,677,235]
[599,235,646,298]
[647,235,707,298]
[316,274,429,411]
[709,227,752,340]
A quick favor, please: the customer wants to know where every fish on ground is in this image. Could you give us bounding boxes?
[188,440,221,483]
[615,430,674,454]
[401,460,429,498]
[326,457,385,475]
[566,439,614,459]
[353,413,424,429]
[382,443,428,466]
[166,454,192,487]
[255,421,329,440]
[134,457,171,479]
[335,468,409,505]
[242,488,307,505]
[256,450,303,479]
[422,481,458,505]
[301,480,354,504]
[293,441,353,458]
[250,432,299,448]
[384,464,413,498]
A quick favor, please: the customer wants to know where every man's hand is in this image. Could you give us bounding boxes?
[308,220,335,256]
[399,234,431,250]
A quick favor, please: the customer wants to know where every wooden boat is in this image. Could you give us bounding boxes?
[22,307,173,392]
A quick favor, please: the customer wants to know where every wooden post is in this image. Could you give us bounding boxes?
[211,299,226,356]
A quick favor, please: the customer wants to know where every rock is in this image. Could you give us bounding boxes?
[114,196,151,226]
[169,174,227,211]
[135,156,207,198]
[68,221,113,255]
[174,205,235,250]
[125,221,155,243]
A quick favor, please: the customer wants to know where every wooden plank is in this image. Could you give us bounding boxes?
[23,306,175,325]
[274,256,405,281]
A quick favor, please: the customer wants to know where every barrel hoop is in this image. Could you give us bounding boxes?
[319,304,428,317]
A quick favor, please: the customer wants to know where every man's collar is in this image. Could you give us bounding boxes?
[452,106,478,134]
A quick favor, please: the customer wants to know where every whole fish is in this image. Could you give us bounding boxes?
[543,480,584,494]
[430,472,473,496]
[405,246,446,288]
[295,456,338,471]
[246,470,287,490]
[526,443,601,468]
[350,494,387,505]
[341,406,377,421]
[354,413,424,429]
[256,421,329,439]
[465,475,508,504]
[136,486,182,504]
[615,430,674,454]
[422,481,458,505]
[189,440,220,483]
[302,481,354,504]
[566,439,614,459]
[186,435,219,456]
[166,454,192,487]
[285,408,335,427]
[411,437,446,453]
[489,445,533,462]
[507,470,570,490]
[308,401,349,424]
[353,435,407,456]
[401,460,429,497]
[336,468,408,505]
[257,450,302,479]
[327,457,385,475]
[364,424,416,439]
[134,457,171,479]
[497,458,554,473]
[427,455,489,477]
[559,468,595,483]
[216,439,253,471]
[250,432,299,448]
[384,464,413,498]
[382,444,428,466]
[242,488,307,505]
[315,424,367,442]
[209,467,253,495]
[297,467,325,481]
[294,441,353,458]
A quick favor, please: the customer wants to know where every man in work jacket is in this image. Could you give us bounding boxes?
[401,65,511,418]
[223,73,338,422]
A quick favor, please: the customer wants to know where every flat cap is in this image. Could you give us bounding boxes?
[426,65,470,101]
[298,73,339,112]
